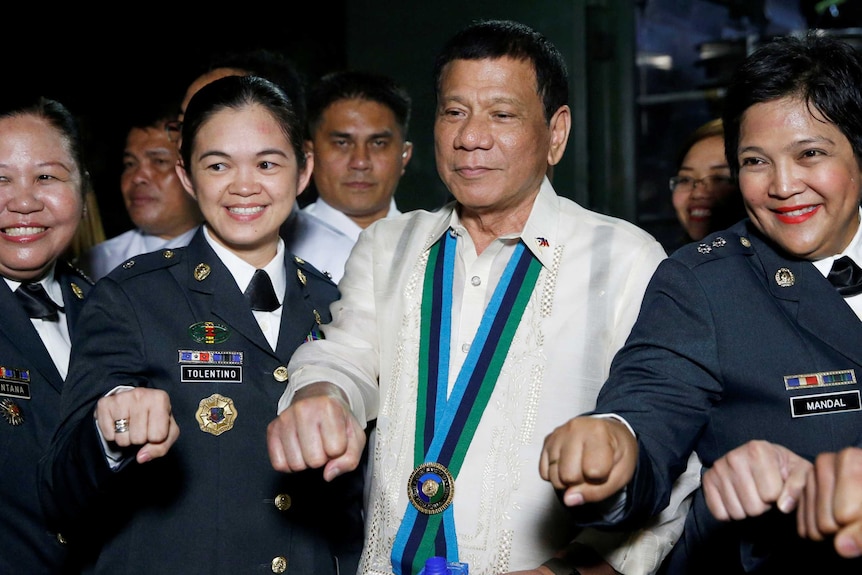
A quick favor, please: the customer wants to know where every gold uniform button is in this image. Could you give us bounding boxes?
[271,556,287,573]
[274,493,292,511]
[273,366,289,382]
[56,533,67,545]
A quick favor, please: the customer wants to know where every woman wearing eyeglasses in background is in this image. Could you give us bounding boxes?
[668,118,747,253]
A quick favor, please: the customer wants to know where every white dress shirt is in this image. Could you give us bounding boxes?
[295,198,400,283]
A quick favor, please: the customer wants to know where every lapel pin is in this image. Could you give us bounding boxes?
[775,268,795,288]
[194,263,211,282]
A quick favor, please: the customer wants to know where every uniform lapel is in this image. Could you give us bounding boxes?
[56,262,92,334]
[176,232,276,357]
[751,231,862,365]
[275,256,316,358]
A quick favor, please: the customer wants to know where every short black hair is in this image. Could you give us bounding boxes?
[723,32,862,176]
[125,96,180,132]
[432,19,569,123]
[179,75,307,173]
[306,70,411,138]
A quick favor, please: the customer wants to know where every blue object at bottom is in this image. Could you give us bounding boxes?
[417,556,469,575]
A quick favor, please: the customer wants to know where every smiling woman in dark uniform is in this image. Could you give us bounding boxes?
[540,32,862,574]
[0,95,94,574]
[40,75,363,574]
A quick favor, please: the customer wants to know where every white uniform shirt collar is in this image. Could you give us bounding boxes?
[4,264,63,306]
[202,226,287,301]
[4,264,70,378]
[432,176,559,271]
[309,197,399,242]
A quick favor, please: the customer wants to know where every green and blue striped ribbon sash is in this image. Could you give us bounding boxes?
[391,230,541,575]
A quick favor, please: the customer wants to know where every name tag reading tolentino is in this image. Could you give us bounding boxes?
[178,350,243,383]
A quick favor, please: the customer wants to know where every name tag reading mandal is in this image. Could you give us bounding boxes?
[790,390,861,418]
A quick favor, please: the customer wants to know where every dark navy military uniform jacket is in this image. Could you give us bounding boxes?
[577,220,862,574]
[0,261,92,574]
[40,229,363,574]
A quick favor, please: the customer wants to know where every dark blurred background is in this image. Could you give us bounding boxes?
[4,0,859,247]
[6,6,348,238]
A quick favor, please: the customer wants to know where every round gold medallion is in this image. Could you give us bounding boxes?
[407,462,454,514]
[196,393,237,435]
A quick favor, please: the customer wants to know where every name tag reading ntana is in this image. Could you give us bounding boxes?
[0,366,31,400]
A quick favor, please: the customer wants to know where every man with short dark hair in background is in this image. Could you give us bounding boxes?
[81,102,202,280]
[295,70,414,283]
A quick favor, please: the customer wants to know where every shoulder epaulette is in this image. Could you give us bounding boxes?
[106,247,187,280]
[672,229,754,269]
[289,254,336,287]
[59,259,95,286]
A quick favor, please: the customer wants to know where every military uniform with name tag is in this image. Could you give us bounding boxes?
[576,220,862,574]
[0,261,92,574]
[40,229,362,574]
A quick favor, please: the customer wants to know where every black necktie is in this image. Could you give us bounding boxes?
[827,256,862,297]
[244,269,280,312]
[16,282,64,321]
